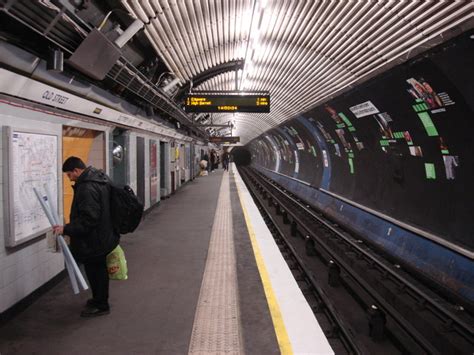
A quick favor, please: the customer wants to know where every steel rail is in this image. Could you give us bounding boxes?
[244,166,473,354]
[238,167,362,355]
[250,168,474,340]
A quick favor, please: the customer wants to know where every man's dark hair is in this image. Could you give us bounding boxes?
[62,156,86,172]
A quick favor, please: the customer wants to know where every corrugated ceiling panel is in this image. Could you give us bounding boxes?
[122,0,474,143]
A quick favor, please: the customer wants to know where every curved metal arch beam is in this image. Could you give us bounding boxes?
[176,59,244,100]
[180,39,247,76]
[194,39,354,92]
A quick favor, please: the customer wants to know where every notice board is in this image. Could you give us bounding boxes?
[3,127,59,247]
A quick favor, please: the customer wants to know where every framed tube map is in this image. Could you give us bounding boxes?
[3,127,59,247]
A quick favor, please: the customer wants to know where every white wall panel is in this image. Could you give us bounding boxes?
[144,137,150,210]
[0,105,64,313]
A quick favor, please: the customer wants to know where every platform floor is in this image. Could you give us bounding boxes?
[0,166,333,355]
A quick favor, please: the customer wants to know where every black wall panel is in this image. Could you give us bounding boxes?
[250,32,474,250]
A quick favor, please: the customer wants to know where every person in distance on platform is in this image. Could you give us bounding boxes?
[222,149,230,171]
[199,159,208,176]
[203,151,210,172]
[53,156,120,318]
[215,152,220,170]
[210,149,217,172]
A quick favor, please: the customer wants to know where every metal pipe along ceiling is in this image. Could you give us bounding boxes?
[121,0,473,144]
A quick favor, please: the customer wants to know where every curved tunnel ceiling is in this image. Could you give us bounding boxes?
[121,0,473,144]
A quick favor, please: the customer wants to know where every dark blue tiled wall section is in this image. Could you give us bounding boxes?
[256,166,473,302]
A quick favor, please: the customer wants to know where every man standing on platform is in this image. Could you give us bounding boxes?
[210,149,217,172]
[222,149,230,171]
[53,156,119,318]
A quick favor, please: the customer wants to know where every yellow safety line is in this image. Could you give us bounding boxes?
[235,179,293,355]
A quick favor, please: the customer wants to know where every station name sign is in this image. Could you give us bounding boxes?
[208,136,240,144]
[185,94,270,113]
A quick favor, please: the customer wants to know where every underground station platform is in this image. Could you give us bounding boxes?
[0,165,333,355]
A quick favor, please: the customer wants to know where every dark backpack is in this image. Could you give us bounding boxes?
[109,184,144,234]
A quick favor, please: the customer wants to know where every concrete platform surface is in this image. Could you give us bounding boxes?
[0,169,278,355]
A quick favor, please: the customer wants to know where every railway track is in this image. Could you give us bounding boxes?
[238,166,474,354]
[247,188,364,354]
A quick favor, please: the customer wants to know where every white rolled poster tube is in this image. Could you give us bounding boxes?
[58,236,80,294]
[43,186,89,292]
[34,187,88,292]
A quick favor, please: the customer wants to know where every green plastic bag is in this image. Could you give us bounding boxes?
[107,245,128,280]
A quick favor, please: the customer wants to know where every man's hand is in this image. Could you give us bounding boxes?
[52,225,64,236]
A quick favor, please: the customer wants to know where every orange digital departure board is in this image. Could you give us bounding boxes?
[185,94,270,113]
[208,136,240,144]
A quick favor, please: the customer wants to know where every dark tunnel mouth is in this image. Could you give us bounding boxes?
[232,147,252,166]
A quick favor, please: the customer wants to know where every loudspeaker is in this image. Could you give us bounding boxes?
[145,106,155,116]
[67,29,122,80]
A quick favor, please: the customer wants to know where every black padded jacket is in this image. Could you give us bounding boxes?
[63,167,119,262]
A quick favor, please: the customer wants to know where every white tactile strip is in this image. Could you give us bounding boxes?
[233,164,334,355]
[188,172,244,355]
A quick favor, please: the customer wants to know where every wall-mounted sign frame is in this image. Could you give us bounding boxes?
[3,126,60,247]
